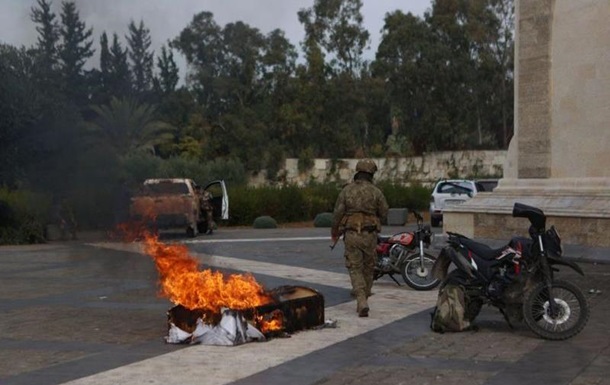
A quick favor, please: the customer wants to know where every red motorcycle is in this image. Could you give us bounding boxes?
[374,210,440,290]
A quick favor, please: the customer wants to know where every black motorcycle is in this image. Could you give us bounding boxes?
[432,202,589,340]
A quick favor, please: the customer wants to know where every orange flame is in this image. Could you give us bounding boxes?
[256,309,284,333]
[143,234,274,313]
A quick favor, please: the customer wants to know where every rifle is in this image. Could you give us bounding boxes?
[330,231,344,251]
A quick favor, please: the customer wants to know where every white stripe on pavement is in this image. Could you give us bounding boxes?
[184,236,331,244]
[77,242,437,385]
[62,285,436,385]
[89,242,348,289]
[192,251,351,288]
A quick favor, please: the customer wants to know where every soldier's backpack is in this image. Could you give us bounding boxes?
[430,284,472,333]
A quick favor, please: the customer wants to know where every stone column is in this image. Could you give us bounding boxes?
[443,0,610,247]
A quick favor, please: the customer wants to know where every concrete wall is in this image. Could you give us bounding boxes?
[249,150,506,186]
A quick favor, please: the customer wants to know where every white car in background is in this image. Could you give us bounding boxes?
[429,179,498,227]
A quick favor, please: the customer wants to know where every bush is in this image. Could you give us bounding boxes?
[159,156,210,184]
[313,212,333,228]
[302,183,340,218]
[377,182,431,210]
[224,182,429,227]
[120,151,163,184]
[0,187,49,245]
[227,185,307,226]
[204,157,247,186]
[253,216,277,229]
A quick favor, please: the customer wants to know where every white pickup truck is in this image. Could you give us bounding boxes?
[129,178,228,237]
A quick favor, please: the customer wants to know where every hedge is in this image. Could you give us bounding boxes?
[225,182,431,226]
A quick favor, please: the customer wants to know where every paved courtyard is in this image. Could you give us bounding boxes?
[0,226,608,385]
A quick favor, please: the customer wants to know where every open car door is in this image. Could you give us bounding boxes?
[203,180,229,220]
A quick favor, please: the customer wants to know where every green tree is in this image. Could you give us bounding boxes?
[299,0,369,74]
[172,11,224,115]
[296,11,328,157]
[107,33,131,98]
[154,45,179,96]
[0,45,39,186]
[370,1,514,154]
[373,11,440,154]
[89,31,113,104]
[30,0,59,75]
[127,19,154,95]
[424,0,513,150]
[100,32,110,77]
[296,0,373,158]
[88,97,175,157]
[489,0,514,147]
[155,88,210,160]
[173,12,279,168]
[257,29,297,168]
[58,0,94,102]
[220,21,266,109]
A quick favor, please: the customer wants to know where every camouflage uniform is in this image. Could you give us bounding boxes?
[331,159,389,317]
[53,198,77,241]
[200,190,215,234]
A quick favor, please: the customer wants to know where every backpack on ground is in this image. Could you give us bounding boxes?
[430,284,472,333]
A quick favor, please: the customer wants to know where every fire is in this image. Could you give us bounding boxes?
[256,309,284,333]
[143,233,274,313]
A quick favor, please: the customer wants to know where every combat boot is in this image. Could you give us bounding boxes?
[356,295,369,317]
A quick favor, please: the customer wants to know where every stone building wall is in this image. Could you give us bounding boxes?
[249,150,507,186]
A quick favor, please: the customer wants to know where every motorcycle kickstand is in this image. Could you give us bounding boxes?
[388,273,402,286]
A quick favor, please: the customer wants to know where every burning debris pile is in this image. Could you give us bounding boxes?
[142,234,325,346]
[167,308,265,345]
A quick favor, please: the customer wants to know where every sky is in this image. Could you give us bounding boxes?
[0,0,432,77]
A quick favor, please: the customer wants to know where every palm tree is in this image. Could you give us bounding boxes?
[88,97,175,156]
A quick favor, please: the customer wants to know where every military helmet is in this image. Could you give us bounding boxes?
[355,159,378,174]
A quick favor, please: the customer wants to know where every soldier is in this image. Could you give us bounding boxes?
[200,189,215,235]
[331,159,389,317]
[52,196,78,241]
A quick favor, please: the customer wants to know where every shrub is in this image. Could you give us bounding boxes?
[302,183,340,218]
[159,156,210,183]
[204,157,247,186]
[0,187,49,245]
[224,182,429,227]
[313,212,333,228]
[120,151,163,184]
[227,184,307,226]
[253,216,277,229]
[377,181,431,210]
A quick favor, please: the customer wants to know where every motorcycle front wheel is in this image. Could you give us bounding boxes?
[522,280,590,340]
[401,252,441,290]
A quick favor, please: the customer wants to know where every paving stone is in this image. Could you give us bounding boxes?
[0,227,608,385]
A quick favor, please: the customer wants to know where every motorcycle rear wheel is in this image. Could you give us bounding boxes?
[522,280,589,340]
[401,252,441,290]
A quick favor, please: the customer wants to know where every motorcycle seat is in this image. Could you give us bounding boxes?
[459,237,508,261]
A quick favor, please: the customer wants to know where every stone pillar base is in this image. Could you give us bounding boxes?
[443,178,610,247]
